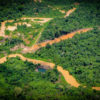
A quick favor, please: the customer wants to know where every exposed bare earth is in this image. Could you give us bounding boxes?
[0,5,99,91]
[92,87,100,91]
[0,54,55,68]
[57,66,80,87]
[0,17,52,45]
[0,20,14,37]
[0,7,75,39]
[0,18,52,37]
[64,8,76,18]
[7,22,32,32]
[0,7,76,37]
[21,17,52,24]
[59,10,66,14]
[22,28,93,53]
[0,54,99,91]
[7,26,17,31]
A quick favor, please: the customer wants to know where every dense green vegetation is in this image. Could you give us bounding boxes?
[0,57,100,100]
[0,57,59,100]
[0,0,76,54]
[39,1,100,42]
[4,18,45,46]
[26,28,100,87]
[0,0,100,99]
[0,0,76,24]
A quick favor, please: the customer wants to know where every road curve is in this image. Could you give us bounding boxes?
[27,28,93,53]
[0,54,99,91]
[0,5,99,90]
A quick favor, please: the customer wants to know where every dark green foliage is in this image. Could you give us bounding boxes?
[0,0,67,23]
[30,29,100,87]
[0,0,100,99]
[5,38,23,46]
[39,1,100,42]
[0,36,4,41]
[0,57,100,100]
[0,57,60,100]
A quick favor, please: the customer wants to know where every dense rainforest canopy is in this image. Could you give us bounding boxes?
[0,57,100,100]
[0,0,100,100]
[30,28,100,87]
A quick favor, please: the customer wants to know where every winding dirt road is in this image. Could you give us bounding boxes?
[22,28,92,53]
[0,5,99,91]
[0,7,79,53]
[64,8,76,18]
[0,54,99,91]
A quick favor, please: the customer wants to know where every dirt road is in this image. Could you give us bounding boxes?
[0,18,52,37]
[64,8,76,18]
[26,28,93,53]
[0,54,99,91]
[0,5,99,91]
[0,7,76,37]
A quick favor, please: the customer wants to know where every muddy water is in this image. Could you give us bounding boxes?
[38,68,46,72]
[0,54,99,91]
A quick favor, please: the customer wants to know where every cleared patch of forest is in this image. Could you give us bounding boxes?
[0,0,78,57]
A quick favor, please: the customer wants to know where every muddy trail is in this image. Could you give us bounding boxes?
[22,28,93,53]
[64,8,76,18]
[0,54,100,91]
